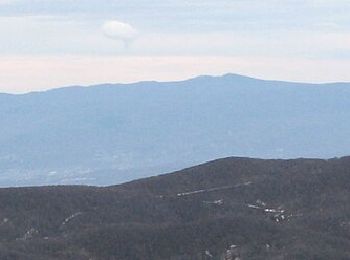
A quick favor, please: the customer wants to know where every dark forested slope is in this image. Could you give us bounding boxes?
[1,156,350,259]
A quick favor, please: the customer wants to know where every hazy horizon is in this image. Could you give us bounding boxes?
[2,72,350,95]
[1,1,350,92]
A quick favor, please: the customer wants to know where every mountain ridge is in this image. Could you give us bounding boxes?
[2,73,349,96]
[1,73,350,187]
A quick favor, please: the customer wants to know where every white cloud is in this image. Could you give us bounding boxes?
[102,20,138,42]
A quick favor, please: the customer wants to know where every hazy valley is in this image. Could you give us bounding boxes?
[1,74,350,187]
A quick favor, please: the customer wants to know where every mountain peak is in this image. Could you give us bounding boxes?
[189,73,253,84]
[221,73,249,78]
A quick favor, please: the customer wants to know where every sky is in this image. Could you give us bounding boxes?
[1,0,350,93]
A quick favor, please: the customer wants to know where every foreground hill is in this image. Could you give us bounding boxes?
[1,74,350,186]
[1,156,350,259]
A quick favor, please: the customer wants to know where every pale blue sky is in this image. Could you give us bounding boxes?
[1,0,350,92]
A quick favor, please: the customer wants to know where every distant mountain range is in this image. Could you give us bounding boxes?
[1,156,350,259]
[1,73,350,187]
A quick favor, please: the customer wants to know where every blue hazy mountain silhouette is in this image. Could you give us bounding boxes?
[1,73,349,186]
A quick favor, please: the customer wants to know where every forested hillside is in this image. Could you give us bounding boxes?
[1,156,350,259]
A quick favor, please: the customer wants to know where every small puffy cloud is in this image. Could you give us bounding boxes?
[102,20,137,42]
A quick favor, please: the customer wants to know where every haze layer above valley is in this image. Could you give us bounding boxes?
[1,73,349,187]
